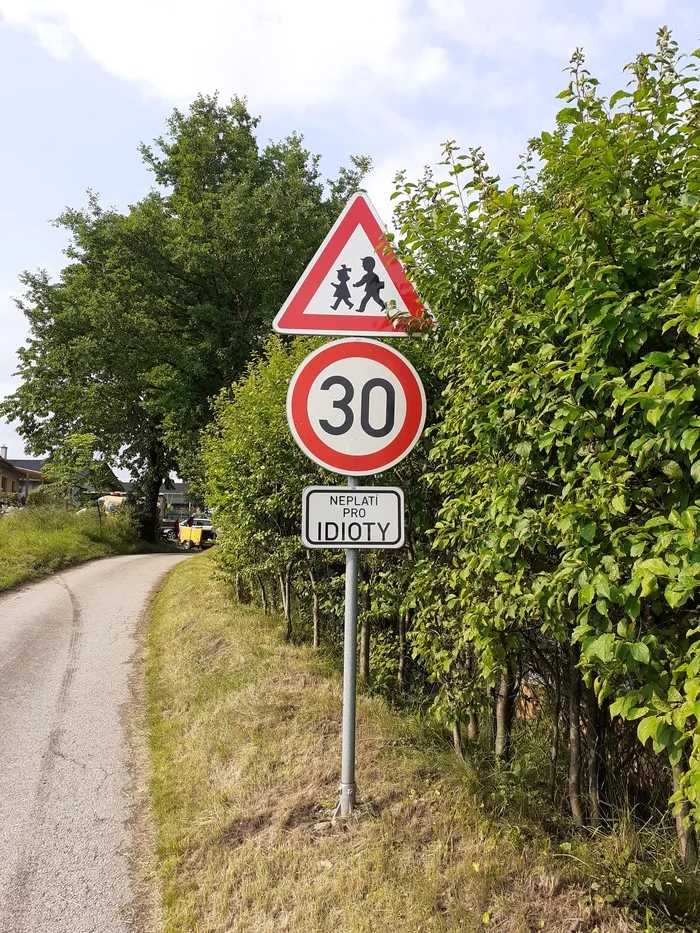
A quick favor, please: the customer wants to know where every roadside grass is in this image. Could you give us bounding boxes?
[145,553,688,933]
[0,505,159,592]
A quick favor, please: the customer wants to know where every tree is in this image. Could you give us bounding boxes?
[1,95,368,540]
[202,335,332,639]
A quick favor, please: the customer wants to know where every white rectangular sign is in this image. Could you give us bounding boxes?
[302,486,404,549]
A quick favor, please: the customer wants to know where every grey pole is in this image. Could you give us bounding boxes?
[338,474,360,816]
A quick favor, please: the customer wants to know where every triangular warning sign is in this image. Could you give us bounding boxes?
[273,192,424,337]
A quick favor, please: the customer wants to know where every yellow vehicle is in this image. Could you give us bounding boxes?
[98,493,127,513]
[179,517,216,550]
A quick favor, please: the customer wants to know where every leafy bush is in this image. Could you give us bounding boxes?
[391,28,700,860]
[202,30,700,901]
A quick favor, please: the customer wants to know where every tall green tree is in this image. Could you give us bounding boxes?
[1,95,368,539]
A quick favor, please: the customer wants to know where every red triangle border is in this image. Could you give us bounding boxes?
[273,193,424,337]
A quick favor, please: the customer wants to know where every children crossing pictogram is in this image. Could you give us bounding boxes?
[353,256,386,314]
[272,192,425,337]
[331,264,354,310]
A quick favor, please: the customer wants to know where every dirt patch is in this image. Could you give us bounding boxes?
[176,618,199,636]
[283,801,327,831]
[195,632,231,669]
[217,811,272,848]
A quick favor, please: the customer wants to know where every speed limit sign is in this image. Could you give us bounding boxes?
[286,338,426,475]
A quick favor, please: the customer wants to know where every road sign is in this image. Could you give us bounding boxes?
[273,192,425,337]
[302,486,404,549]
[287,338,426,476]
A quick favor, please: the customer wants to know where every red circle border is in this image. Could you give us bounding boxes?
[287,339,426,475]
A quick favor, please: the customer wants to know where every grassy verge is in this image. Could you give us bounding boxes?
[0,505,163,592]
[146,553,692,933]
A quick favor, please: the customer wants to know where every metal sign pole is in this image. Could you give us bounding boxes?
[338,474,360,816]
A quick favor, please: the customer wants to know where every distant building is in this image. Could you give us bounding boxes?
[122,481,192,510]
[0,450,24,499]
[6,457,50,499]
[160,482,191,508]
[2,446,123,502]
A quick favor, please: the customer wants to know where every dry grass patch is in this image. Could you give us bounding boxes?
[146,553,636,933]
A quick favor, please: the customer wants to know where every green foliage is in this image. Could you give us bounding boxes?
[0,505,140,591]
[197,32,700,900]
[203,335,330,587]
[25,485,63,508]
[1,94,368,540]
[203,330,438,656]
[390,28,700,835]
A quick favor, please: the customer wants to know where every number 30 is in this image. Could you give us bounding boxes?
[319,376,396,438]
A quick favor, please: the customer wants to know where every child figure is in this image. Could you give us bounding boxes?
[331,264,353,310]
[354,256,386,313]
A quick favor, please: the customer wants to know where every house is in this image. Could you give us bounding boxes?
[2,446,123,503]
[0,451,24,499]
[159,482,191,508]
[5,457,50,500]
[121,480,191,509]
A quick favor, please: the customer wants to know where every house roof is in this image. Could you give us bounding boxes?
[0,457,25,479]
[9,459,45,471]
[121,481,189,495]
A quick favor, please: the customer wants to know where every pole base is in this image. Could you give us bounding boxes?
[337,782,356,816]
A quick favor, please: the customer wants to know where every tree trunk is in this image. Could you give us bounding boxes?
[235,572,243,603]
[467,709,479,743]
[138,469,162,543]
[452,722,464,760]
[672,762,698,869]
[494,671,517,763]
[488,684,497,752]
[270,579,280,612]
[585,686,607,829]
[466,645,478,743]
[308,567,320,648]
[568,642,585,828]
[256,574,268,614]
[548,645,561,804]
[359,563,371,685]
[280,563,293,642]
[398,610,408,689]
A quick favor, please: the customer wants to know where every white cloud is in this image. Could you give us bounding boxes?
[0,0,451,111]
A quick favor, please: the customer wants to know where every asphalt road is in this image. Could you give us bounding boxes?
[0,553,186,933]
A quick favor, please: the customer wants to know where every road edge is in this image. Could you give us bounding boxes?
[122,569,173,933]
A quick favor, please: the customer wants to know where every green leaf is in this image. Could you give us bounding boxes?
[637,558,669,576]
[637,716,659,746]
[629,642,650,665]
[585,633,616,663]
[661,460,683,480]
[611,494,627,514]
[556,107,581,125]
[681,428,699,452]
[665,582,693,608]
[609,89,632,107]
[580,523,597,543]
[647,351,672,368]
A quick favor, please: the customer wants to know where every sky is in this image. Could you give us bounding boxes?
[1,0,699,463]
